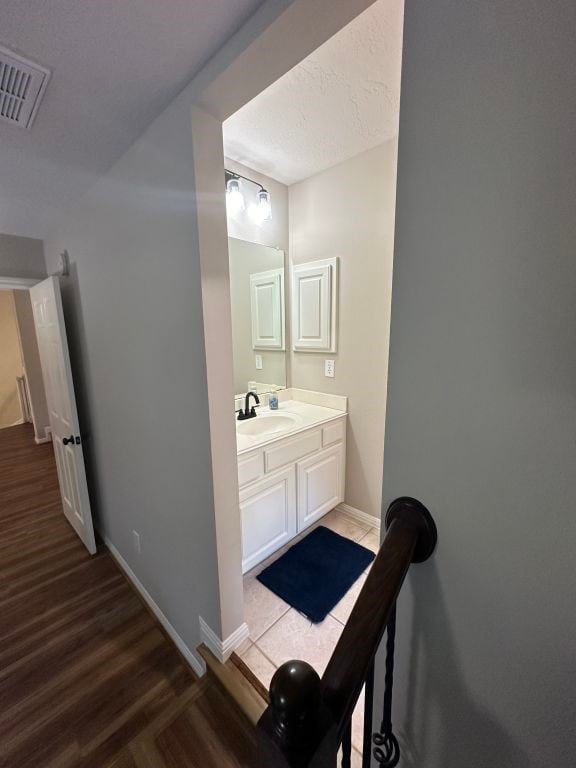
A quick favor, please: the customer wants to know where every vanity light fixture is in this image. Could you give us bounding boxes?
[226,175,245,216]
[254,188,272,223]
[225,168,272,224]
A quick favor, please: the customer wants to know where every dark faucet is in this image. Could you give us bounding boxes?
[238,391,260,421]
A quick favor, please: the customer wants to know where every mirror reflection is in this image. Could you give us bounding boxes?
[228,237,286,398]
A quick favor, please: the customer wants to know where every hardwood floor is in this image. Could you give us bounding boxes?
[0,424,254,767]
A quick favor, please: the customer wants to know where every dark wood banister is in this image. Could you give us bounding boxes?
[255,497,437,767]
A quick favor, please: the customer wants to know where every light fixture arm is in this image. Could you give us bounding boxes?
[224,168,267,195]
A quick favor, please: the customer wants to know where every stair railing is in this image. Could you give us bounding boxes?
[255,497,437,768]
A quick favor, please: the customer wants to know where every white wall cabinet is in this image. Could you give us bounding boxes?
[238,415,346,573]
[291,258,338,352]
[250,268,285,350]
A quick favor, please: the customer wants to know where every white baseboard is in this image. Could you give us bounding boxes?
[199,616,250,663]
[103,536,204,677]
[35,427,52,444]
[336,502,381,533]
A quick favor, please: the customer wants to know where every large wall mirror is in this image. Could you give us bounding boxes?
[228,237,286,398]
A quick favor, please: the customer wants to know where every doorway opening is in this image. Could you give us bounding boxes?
[193,4,404,751]
[223,2,402,754]
[0,275,97,554]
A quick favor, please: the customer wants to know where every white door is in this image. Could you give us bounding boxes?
[240,466,297,573]
[297,443,345,532]
[30,277,96,554]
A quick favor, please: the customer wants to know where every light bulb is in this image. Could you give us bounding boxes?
[226,177,245,216]
[249,188,272,224]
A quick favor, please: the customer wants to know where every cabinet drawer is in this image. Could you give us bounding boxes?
[265,429,321,473]
[238,451,264,488]
[322,420,345,447]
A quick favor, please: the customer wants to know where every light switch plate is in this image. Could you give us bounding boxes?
[324,359,335,378]
[255,354,263,370]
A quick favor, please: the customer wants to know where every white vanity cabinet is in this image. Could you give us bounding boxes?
[297,443,345,532]
[239,466,296,573]
[238,415,346,573]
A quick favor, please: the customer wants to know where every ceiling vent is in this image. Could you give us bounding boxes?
[0,44,50,129]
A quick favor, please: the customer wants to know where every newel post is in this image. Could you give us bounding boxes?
[256,661,337,767]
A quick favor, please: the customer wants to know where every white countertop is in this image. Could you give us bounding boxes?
[236,399,347,454]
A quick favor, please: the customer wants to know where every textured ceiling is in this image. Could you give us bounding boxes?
[0,0,265,239]
[224,0,404,186]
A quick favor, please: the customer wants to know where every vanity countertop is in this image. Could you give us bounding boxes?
[236,399,347,454]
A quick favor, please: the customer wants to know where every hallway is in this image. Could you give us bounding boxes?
[0,425,252,767]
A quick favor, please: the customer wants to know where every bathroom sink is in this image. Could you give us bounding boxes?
[236,413,300,437]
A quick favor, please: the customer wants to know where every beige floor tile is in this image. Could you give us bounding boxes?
[320,510,370,541]
[358,526,381,553]
[351,688,366,752]
[257,608,343,676]
[330,571,368,625]
[244,541,290,577]
[337,746,363,767]
[235,636,252,656]
[240,643,277,690]
[243,576,290,641]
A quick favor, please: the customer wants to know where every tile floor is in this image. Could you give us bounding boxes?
[239,509,380,763]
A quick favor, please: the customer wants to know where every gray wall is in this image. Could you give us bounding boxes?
[0,234,46,279]
[43,91,222,653]
[381,1,576,766]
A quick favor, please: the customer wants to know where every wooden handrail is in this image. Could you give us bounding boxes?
[321,497,435,739]
[256,497,437,767]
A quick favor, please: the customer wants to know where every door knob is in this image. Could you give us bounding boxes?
[63,435,75,445]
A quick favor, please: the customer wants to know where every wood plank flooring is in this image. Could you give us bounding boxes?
[0,424,254,767]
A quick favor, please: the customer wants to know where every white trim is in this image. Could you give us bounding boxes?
[336,503,381,533]
[35,426,52,444]
[0,276,40,290]
[279,387,347,412]
[199,616,250,663]
[103,536,204,677]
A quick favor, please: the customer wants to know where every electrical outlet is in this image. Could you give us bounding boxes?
[324,359,335,378]
[133,530,141,554]
[255,354,263,370]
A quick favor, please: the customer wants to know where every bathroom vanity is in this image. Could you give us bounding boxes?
[236,391,347,573]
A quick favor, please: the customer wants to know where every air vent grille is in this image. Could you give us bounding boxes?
[0,44,50,129]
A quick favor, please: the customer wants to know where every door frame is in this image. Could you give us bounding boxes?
[0,275,46,440]
[190,0,377,643]
[0,276,39,290]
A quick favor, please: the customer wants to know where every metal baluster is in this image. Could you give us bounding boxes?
[341,719,352,768]
[373,603,400,766]
[362,660,375,767]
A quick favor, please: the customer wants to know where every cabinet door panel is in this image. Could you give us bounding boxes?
[250,268,285,350]
[240,467,296,573]
[297,443,345,532]
[291,258,337,352]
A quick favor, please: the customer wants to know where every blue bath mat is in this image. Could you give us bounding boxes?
[257,526,375,623]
